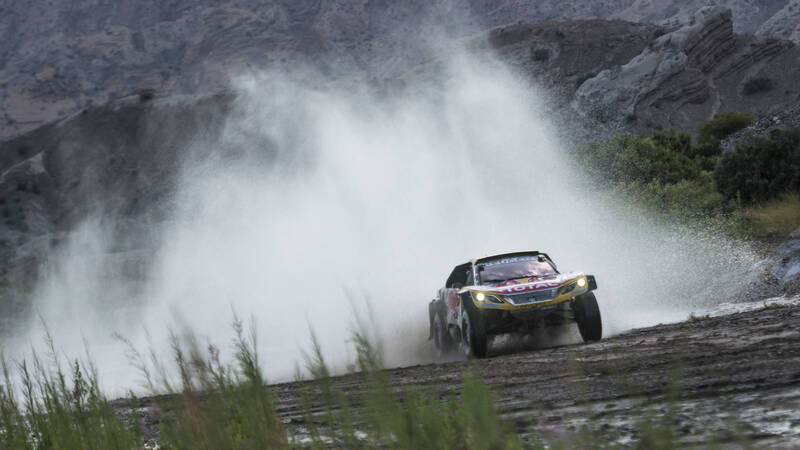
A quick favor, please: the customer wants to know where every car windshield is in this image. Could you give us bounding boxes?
[478,257,556,284]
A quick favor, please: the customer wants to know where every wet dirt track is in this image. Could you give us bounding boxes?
[270,300,800,447]
[125,299,800,447]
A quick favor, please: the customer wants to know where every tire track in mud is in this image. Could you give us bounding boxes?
[124,298,800,447]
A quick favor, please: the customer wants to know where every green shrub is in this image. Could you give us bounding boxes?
[0,335,140,449]
[612,175,726,219]
[696,112,754,148]
[577,132,701,185]
[651,129,693,157]
[714,127,800,202]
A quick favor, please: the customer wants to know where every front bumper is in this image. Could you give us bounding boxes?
[470,275,594,311]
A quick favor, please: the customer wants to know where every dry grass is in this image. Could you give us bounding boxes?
[743,193,800,239]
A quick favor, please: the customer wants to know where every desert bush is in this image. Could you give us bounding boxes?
[0,335,140,449]
[142,315,288,449]
[577,132,701,186]
[714,127,800,203]
[611,176,726,223]
[696,112,753,148]
[652,128,722,171]
[651,129,693,157]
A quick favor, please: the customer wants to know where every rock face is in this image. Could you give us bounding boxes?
[572,6,800,131]
[0,91,232,325]
[741,227,800,298]
[484,20,666,104]
[2,0,800,140]
[768,228,800,287]
[758,0,800,42]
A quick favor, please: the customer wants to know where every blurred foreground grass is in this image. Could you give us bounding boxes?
[0,314,752,449]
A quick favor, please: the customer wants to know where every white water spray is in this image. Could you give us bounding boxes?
[16,50,754,395]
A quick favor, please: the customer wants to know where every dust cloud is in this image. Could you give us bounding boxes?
[15,50,754,395]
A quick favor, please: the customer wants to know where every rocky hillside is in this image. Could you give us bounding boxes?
[573,6,800,131]
[0,5,799,326]
[2,0,799,139]
[484,6,800,133]
[0,92,232,326]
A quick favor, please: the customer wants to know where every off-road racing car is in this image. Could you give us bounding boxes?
[428,251,601,358]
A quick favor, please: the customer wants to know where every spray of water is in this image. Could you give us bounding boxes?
[14,50,755,395]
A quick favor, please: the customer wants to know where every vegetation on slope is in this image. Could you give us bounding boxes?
[574,113,800,242]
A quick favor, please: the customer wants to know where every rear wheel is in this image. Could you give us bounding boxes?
[460,309,488,358]
[433,312,454,357]
[574,292,602,342]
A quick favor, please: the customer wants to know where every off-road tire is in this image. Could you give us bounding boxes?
[461,309,488,358]
[574,292,602,342]
[433,312,454,357]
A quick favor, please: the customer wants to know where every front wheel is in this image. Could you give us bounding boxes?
[574,292,602,342]
[460,309,488,358]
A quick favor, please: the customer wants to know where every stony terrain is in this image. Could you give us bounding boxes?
[118,296,800,447]
[2,0,800,139]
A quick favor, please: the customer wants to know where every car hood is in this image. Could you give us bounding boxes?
[473,272,583,296]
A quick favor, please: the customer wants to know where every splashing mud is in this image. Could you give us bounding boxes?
[13,50,755,395]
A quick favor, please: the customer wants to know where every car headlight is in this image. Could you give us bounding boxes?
[577,278,586,288]
[474,292,503,303]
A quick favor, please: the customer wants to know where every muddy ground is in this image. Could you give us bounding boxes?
[123,297,800,447]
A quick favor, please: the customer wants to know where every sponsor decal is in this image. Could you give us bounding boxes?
[447,289,459,308]
[481,256,538,266]
[497,282,560,295]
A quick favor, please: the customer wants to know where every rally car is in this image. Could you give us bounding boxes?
[428,251,601,358]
